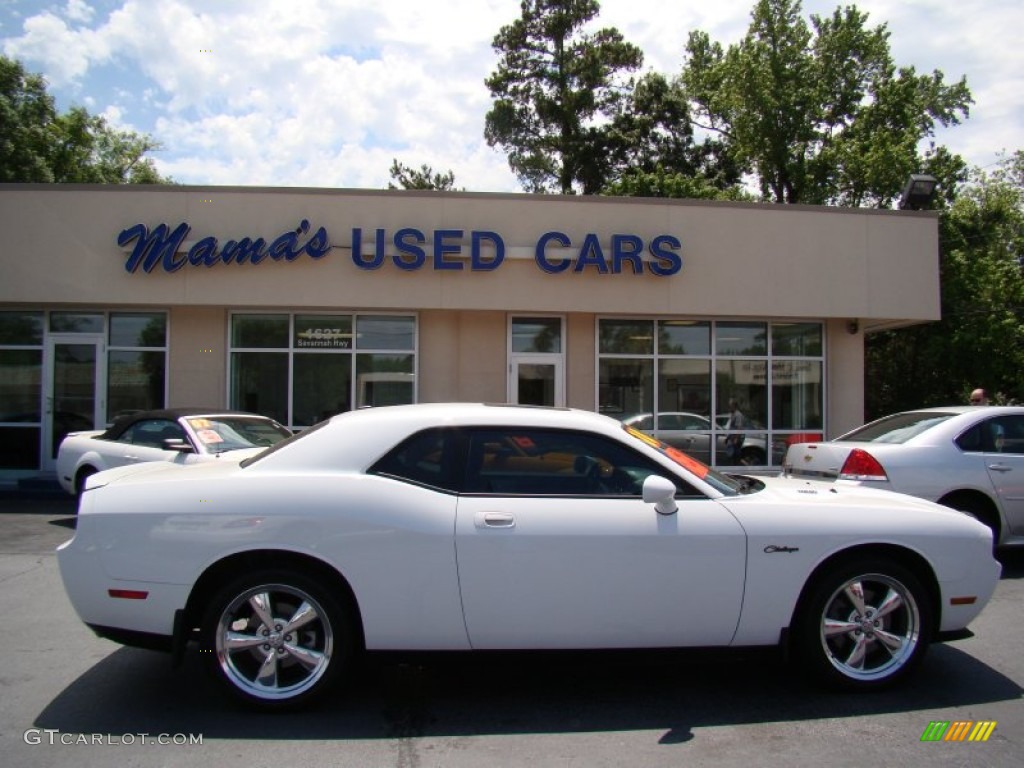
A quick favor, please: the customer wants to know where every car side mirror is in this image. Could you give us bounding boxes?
[163,438,194,453]
[643,475,678,516]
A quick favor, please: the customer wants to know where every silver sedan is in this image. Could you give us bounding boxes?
[783,405,1024,547]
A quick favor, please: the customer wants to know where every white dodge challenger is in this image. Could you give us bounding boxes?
[57,403,1001,710]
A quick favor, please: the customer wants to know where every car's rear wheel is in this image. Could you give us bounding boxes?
[793,559,931,690]
[201,570,353,710]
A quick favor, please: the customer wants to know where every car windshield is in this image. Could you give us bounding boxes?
[186,416,292,454]
[836,412,956,444]
[622,425,749,496]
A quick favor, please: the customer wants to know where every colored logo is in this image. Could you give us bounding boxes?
[920,721,997,742]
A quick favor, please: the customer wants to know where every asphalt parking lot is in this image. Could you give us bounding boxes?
[1,496,1022,767]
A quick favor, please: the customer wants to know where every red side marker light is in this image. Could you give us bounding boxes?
[950,596,977,606]
[838,449,888,481]
[108,589,149,600]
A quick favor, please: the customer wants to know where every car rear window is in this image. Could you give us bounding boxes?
[836,412,956,444]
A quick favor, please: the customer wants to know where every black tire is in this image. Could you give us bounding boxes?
[793,559,931,690]
[74,466,97,497]
[939,493,1000,549]
[200,569,354,710]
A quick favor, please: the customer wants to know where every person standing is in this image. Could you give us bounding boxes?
[970,388,989,405]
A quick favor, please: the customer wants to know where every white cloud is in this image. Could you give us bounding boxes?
[2,0,1022,190]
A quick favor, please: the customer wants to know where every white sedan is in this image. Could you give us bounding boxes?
[783,406,1024,547]
[56,408,292,495]
[58,403,1000,710]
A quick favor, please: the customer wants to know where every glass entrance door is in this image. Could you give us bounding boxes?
[511,356,564,407]
[43,335,105,470]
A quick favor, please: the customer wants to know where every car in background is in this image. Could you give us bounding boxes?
[783,405,1024,547]
[57,403,999,710]
[621,412,773,465]
[56,408,292,495]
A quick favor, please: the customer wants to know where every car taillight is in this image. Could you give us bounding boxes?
[839,448,888,481]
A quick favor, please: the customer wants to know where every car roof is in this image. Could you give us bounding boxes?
[247,403,626,474]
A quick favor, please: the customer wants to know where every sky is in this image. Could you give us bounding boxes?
[1,0,1021,192]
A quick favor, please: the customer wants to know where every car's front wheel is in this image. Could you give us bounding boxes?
[201,570,353,710]
[793,559,931,690]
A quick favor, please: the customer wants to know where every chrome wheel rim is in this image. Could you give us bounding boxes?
[819,573,920,682]
[215,583,333,700]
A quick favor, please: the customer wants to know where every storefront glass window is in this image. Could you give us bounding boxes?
[659,321,710,355]
[772,323,822,356]
[230,313,417,428]
[598,358,653,418]
[598,318,824,468]
[109,313,167,347]
[0,312,43,470]
[599,319,654,355]
[0,312,43,345]
[358,315,416,350]
[511,317,562,353]
[0,350,42,420]
[107,313,168,418]
[356,354,415,407]
[232,314,289,348]
[716,322,767,356]
[50,312,104,334]
[231,351,288,425]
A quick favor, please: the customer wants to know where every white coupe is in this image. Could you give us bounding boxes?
[56,408,292,495]
[57,403,1000,710]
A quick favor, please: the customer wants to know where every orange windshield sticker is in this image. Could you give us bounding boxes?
[664,446,709,479]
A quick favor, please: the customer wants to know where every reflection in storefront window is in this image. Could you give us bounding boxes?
[598,319,824,468]
[49,312,104,334]
[107,313,168,419]
[511,317,562,353]
[230,313,417,428]
[0,312,44,470]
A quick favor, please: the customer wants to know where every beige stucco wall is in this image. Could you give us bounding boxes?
[0,185,939,327]
[0,184,941,445]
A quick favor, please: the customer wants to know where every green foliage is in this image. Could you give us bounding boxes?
[0,55,170,184]
[387,159,460,191]
[681,0,972,206]
[484,0,643,194]
[866,152,1024,417]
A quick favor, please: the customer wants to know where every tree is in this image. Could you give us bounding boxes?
[0,55,169,183]
[866,152,1024,417]
[681,0,971,206]
[484,0,642,194]
[387,159,459,191]
[600,72,747,199]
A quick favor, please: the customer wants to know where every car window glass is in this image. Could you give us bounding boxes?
[955,423,985,453]
[837,412,956,444]
[123,419,185,448]
[370,428,457,492]
[464,428,699,498]
[986,416,1024,454]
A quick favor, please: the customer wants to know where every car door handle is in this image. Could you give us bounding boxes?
[988,463,1013,473]
[474,512,516,529]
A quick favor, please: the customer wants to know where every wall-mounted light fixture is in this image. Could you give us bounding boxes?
[899,174,939,211]
[847,319,859,335]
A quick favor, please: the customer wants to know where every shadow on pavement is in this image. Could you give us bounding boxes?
[33,640,1022,741]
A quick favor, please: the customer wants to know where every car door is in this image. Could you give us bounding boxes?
[981,415,1024,535]
[454,427,747,650]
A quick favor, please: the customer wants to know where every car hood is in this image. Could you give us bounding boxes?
[724,473,980,535]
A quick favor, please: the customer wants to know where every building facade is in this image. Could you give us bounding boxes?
[0,184,940,481]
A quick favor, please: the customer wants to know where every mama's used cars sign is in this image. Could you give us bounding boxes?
[117,220,683,277]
